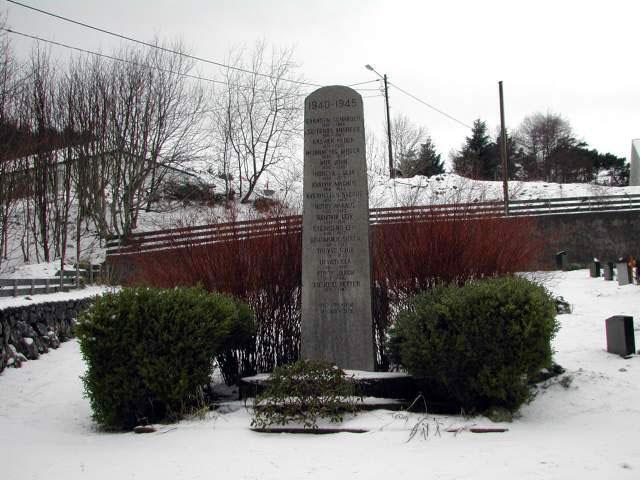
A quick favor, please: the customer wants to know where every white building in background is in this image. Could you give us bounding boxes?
[631,139,640,186]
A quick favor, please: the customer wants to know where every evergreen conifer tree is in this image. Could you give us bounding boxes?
[398,136,444,177]
[452,119,499,179]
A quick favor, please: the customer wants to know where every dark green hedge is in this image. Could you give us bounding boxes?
[77,286,254,430]
[388,276,559,412]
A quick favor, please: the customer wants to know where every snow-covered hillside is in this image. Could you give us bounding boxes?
[3,173,640,276]
[365,173,640,208]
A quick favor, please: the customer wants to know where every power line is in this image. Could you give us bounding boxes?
[7,1,379,92]
[389,82,473,130]
[7,0,323,88]
[349,79,380,87]
[5,26,382,97]
[5,26,381,118]
[3,27,315,98]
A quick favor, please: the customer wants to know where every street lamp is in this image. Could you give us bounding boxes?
[365,64,394,179]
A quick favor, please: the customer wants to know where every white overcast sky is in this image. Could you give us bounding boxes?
[4,0,639,163]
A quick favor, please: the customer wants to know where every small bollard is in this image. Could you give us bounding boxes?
[590,259,601,278]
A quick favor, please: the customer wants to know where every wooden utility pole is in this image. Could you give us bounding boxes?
[499,81,509,214]
[383,74,394,179]
[365,64,395,179]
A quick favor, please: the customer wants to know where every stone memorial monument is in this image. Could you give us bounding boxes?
[300,86,374,371]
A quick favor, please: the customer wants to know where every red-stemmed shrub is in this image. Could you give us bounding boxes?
[110,204,543,379]
[118,215,302,383]
[371,208,542,368]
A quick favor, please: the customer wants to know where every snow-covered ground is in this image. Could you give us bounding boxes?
[366,172,640,209]
[1,270,639,479]
[2,260,89,280]
[262,170,640,210]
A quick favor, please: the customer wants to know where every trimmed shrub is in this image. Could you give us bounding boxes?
[388,276,559,412]
[251,360,358,429]
[77,286,254,430]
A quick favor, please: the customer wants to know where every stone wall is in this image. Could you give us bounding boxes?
[533,210,640,268]
[0,298,94,374]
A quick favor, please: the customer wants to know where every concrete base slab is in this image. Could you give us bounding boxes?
[240,370,419,402]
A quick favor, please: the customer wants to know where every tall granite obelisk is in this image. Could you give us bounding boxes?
[300,86,374,371]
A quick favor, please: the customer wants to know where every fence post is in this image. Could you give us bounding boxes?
[30,279,35,295]
[12,279,17,297]
[45,278,50,293]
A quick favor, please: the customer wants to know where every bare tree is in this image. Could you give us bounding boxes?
[210,77,238,198]
[386,114,427,171]
[365,126,385,176]
[515,112,573,181]
[2,31,218,268]
[68,55,112,239]
[212,43,304,204]
[143,41,208,210]
[106,40,207,237]
[25,46,58,262]
[53,69,78,281]
[0,16,24,271]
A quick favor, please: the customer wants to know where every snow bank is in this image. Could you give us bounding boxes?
[0,286,113,309]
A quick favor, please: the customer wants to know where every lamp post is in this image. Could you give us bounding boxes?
[498,81,509,214]
[365,64,394,179]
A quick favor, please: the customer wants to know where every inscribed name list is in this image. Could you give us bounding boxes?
[301,85,374,371]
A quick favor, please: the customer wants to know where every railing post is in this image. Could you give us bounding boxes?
[45,278,50,293]
[30,279,35,295]
[12,279,17,297]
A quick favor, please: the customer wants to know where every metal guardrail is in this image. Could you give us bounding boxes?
[106,215,303,256]
[105,193,640,256]
[0,265,102,298]
[506,193,640,216]
[0,276,80,298]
